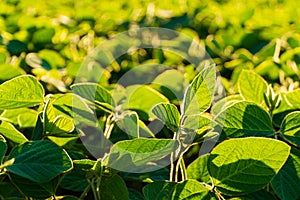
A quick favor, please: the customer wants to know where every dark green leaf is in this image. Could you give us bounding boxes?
[280,111,300,147]
[6,140,73,183]
[99,175,129,200]
[144,180,217,200]
[271,148,300,200]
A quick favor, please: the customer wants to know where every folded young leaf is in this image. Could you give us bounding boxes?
[182,65,216,116]
[152,102,180,132]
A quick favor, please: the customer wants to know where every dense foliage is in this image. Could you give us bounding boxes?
[0,0,300,199]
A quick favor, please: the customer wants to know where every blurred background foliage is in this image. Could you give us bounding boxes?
[0,0,300,94]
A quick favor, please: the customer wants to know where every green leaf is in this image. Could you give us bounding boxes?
[208,137,291,195]
[0,64,24,82]
[143,180,217,200]
[280,111,300,147]
[116,111,139,138]
[152,103,180,132]
[128,188,144,200]
[186,154,211,184]
[121,168,169,182]
[71,82,115,111]
[44,93,97,128]
[1,108,39,128]
[107,138,179,172]
[237,70,268,105]
[9,173,59,199]
[0,75,44,109]
[144,181,177,200]
[46,115,75,135]
[151,69,188,102]
[6,140,73,183]
[0,121,28,144]
[182,65,216,115]
[0,181,23,199]
[60,170,89,192]
[211,95,243,116]
[99,175,129,200]
[285,89,300,108]
[214,101,274,139]
[0,135,7,164]
[229,189,276,200]
[124,85,169,120]
[271,148,300,200]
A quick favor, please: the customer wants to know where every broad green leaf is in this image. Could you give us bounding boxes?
[273,89,300,127]
[121,168,169,182]
[60,170,89,192]
[99,175,129,200]
[128,188,144,200]
[71,82,115,111]
[285,89,300,108]
[211,95,243,116]
[44,93,97,129]
[151,69,188,102]
[46,115,75,135]
[107,138,179,172]
[186,154,211,184]
[0,64,24,82]
[144,181,177,200]
[214,101,274,139]
[124,85,169,120]
[280,111,300,146]
[0,121,28,144]
[182,114,215,135]
[6,140,73,183]
[237,70,268,105]
[0,75,44,109]
[229,189,276,200]
[116,111,139,138]
[271,148,300,200]
[152,103,180,132]
[0,135,7,164]
[182,65,216,115]
[143,180,217,200]
[208,137,290,195]
[47,134,78,147]
[0,181,23,199]
[0,108,38,128]
[9,173,59,199]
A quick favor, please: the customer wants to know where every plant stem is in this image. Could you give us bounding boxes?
[79,184,91,199]
[104,114,115,139]
[179,156,187,181]
[170,152,175,182]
